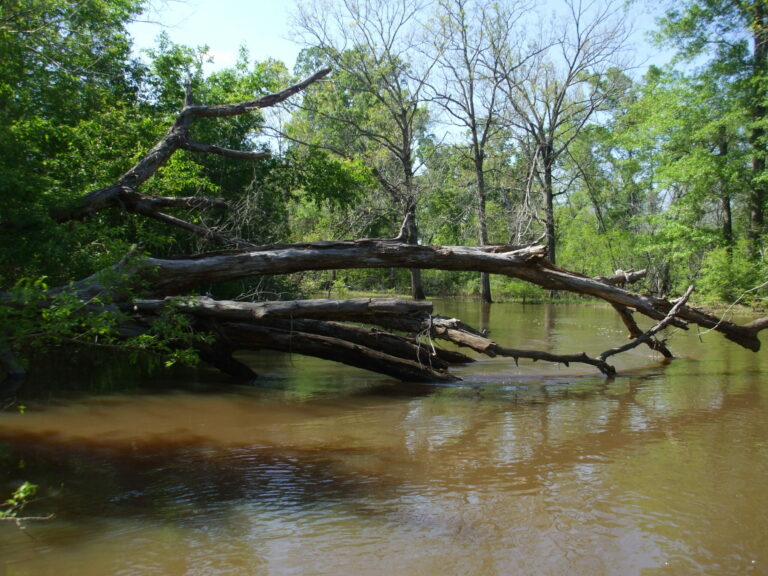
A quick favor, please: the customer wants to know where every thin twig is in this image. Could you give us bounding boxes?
[700,280,768,336]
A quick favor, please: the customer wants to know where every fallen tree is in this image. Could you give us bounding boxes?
[2,68,767,391]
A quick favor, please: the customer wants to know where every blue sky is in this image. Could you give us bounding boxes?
[128,0,672,75]
[129,1,301,70]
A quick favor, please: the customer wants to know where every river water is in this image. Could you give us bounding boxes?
[0,302,766,575]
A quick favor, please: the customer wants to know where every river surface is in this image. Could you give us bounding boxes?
[0,302,766,575]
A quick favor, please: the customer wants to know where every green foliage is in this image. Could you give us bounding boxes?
[0,1,301,283]
[0,268,213,373]
[492,278,547,302]
[124,303,210,368]
[287,148,373,208]
[0,276,123,355]
[0,482,38,519]
[654,0,757,72]
[0,0,149,282]
[652,0,768,253]
[697,242,765,303]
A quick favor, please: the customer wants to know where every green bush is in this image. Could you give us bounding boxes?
[697,242,765,304]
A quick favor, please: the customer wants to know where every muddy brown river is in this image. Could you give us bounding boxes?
[0,302,766,575]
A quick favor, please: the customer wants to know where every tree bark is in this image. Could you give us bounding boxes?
[127,296,617,378]
[218,323,460,383]
[717,125,733,248]
[478,164,493,303]
[543,143,557,265]
[404,204,427,301]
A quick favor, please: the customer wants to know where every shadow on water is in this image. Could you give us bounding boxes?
[1,302,766,575]
[0,436,392,524]
[1,362,760,521]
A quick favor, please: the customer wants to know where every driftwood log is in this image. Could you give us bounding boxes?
[2,68,767,389]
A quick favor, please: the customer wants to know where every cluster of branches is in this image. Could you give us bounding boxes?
[2,68,767,392]
[288,0,633,304]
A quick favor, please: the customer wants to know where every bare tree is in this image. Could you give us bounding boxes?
[497,0,630,265]
[291,0,436,299]
[427,0,532,302]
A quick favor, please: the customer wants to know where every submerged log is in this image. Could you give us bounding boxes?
[253,318,473,369]
[125,294,695,381]
[219,323,460,383]
[128,297,628,379]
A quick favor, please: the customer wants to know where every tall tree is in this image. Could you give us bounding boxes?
[0,0,147,280]
[497,0,630,265]
[427,0,529,302]
[654,0,768,256]
[292,0,434,299]
[615,67,753,298]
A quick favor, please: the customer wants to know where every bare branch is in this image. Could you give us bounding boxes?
[51,69,331,225]
[183,68,332,119]
[181,140,272,160]
[137,195,229,211]
[599,286,695,361]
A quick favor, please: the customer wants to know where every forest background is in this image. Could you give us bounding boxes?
[1,0,766,365]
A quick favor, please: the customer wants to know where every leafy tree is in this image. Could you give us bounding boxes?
[654,0,768,255]
[599,62,755,296]
[0,0,147,282]
[427,0,527,302]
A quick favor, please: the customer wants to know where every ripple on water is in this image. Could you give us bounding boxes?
[1,303,768,575]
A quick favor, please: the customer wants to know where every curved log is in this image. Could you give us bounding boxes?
[254,318,469,370]
[126,295,700,379]
[128,297,635,379]
[102,239,767,351]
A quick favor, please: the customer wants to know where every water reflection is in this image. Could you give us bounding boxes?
[0,302,767,575]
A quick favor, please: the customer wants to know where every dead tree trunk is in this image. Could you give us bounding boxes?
[77,241,765,353]
[117,280,724,382]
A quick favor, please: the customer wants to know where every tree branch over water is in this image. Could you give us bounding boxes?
[3,63,767,388]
